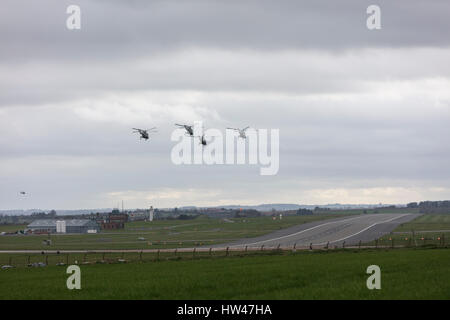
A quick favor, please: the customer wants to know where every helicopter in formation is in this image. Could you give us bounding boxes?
[197,134,207,146]
[227,126,251,139]
[132,127,157,140]
[175,123,194,136]
[132,124,252,146]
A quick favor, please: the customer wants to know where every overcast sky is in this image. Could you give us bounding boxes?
[1,0,450,210]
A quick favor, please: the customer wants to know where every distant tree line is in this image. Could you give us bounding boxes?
[407,201,450,214]
[297,208,313,215]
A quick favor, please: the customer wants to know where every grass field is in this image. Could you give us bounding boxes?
[364,214,450,247]
[394,214,450,232]
[0,247,449,299]
[0,214,349,250]
[0,224,27,233]
[366,214,450,246]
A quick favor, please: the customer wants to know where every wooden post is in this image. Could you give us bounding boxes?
[27,255,31,265]
[66,254,69,265]
[309,243,312,250]
[139,251,143,262]
[277,243,281,250]
[358,240,361,249]
[245,246,248,253]
[157,249,160,261]
[342,241,345,249]
[209,247,212,255]
[8,256,12,266]
[375,239,378,249]
[226,247,229,256]
[175,248,178,256]
[45,255,48,265]
[391,238,394,249]
[325,242,329,250]
[261,245,264,251]
[293,243,297,250]
[102,252,105,261]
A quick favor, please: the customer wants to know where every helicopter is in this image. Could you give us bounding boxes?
[227,126,251,139]
[132,127,157,140]
[19,191,27,195]
[196,134,207,146]
[175,123,194,136]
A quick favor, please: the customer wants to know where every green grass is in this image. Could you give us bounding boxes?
[0,214,348,250]
[0,224,27,233]
[394,214,450,232]
[0,247,449,299]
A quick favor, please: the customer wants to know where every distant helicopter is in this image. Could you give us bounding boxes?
[175,123,194,136]
[227,126,251,139]
[19,191,27,195]
[196,134,207,146]
[132,127,157,141]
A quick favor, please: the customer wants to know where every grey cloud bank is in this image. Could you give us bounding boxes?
[0,1,449,209]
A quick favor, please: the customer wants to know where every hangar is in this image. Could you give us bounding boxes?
[27,219,100,234]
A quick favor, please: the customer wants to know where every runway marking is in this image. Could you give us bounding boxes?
[231,214,411,247]
[230,215,369,247]
[315,214,411,245]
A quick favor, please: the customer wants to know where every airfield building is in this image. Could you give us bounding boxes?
[27,219,100,234]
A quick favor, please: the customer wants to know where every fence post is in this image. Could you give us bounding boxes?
[193,248,196,259]
[261,245,264,251]
[358,240,361,249]
[9,256,12,266]
[209,247,212,255]
[226,247,229,256]
[140,251,143,262]
[342,241,345,249]
[277,243,281,251]
[27,255,31,265]
[293,243,297,251]
[175,248,178,256]
[309,243,313,250]
[245,246,248,253]
[157,249,160,261]
[66,254,69,265]
[325,242,329,250]
[391,238,394,249]
[443,234,446,246]
[45,255,48,265]
[375,239,378,249]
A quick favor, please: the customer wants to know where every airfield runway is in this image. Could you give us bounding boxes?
[219,213,418,249]
[0,213,419,254]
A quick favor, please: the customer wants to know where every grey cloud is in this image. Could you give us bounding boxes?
[1,0,450,64]
[1,1,450,209]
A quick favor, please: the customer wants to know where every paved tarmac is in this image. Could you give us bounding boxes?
[218,213,419,249]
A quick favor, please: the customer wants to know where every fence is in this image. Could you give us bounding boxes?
[1,235,449,268]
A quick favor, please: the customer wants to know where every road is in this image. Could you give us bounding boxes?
[217,213,419,249]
